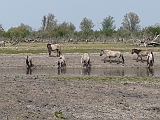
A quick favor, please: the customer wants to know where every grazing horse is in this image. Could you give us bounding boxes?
[47,43,61,57]
[58,55,66,68]
[26,55,33,68]
[0,41,5,47]
[131,49,154,63]
[147,52,154,68]
[100,50,124,64]
[81,53,91,67]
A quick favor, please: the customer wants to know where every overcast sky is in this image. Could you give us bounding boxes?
[0,0,160,31]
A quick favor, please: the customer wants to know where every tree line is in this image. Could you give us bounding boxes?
[0,12,160,44]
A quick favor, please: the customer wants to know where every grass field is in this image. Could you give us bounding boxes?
[0,42,160,54]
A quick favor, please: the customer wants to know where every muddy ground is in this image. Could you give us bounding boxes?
[0,52,160,120]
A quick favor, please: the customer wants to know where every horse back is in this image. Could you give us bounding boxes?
[51,44,61,50]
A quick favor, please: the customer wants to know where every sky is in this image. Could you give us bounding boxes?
[0,0,160,31]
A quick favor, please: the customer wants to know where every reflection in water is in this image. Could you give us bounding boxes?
[82,67,91,76]
[26,67,32,75]
[58,67,66,75]
[147,67,154,76]
[0,67,159,77]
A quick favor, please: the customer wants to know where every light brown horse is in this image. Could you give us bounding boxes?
[26,55,33,67]
[131,49,154,63]
[0,41,5,47]
[47,43,61,57]
[81,53,91,67]
[100,50,124,64]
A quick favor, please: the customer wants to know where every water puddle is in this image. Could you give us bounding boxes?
[0,67,159,77]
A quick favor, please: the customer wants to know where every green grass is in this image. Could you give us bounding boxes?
[0,41,160,54]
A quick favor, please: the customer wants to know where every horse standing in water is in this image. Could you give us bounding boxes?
[58,55,66,68]
[26,55,33,68]
[100,50,125,64]
[131,49,154,63]
[26,55,33,74]
[47,43,61,57]
[147,52,154,68]
[81,53,91,67]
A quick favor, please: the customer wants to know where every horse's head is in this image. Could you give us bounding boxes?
[131,49,135,54]
[100,50,104,56]
[47,43,52,48]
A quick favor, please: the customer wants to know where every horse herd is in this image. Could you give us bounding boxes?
[26,43,155,71]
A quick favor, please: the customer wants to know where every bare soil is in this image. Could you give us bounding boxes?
[0,52,160,120]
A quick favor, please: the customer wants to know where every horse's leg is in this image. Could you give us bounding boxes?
[104,57,107,63]
[48,50,51,56]
[109,56,112,63]
[56,49,58,56]
[117,57,120,64]
[141,57,143,63]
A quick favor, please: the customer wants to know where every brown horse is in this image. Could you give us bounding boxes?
[131,49,154,63]
[100,50,124,64]
[47,43,61,57]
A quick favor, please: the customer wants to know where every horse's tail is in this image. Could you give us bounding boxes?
[120,54,124,64]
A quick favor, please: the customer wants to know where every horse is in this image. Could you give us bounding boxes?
[0,41,5,47]
[147,52,154,68]
[100,50,124,64]
[26,55,33,68]
[81,53,91,67]
[58,55,66,68]
[47,43,61,57]
[131,49,154,63]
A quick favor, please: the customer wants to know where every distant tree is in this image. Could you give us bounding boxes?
[101,15,116,36]
[40,13,58,37]
[147,23,160,37]
[0,24,5,37]
[79,17,94,32]
[101,15,116,31]
[6,25,30,39]
[122,12,140,32]
[53,21,76,38]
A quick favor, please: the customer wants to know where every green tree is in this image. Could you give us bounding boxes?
[122,12,140,32]
[6,25,30,39]
[79,17,94,32]
[101,15,116,31]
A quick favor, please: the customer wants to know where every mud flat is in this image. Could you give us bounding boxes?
[0,53,160,120]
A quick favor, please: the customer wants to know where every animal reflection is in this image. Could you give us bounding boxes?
[58,67,66,75]
[100,50,124,64]
[147,67,154,76]
[82,67,91,76]
[131,49,154,63]
[47,43,61,57]
[81,53,91,68]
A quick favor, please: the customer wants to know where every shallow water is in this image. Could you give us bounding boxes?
[0,67,159,77]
